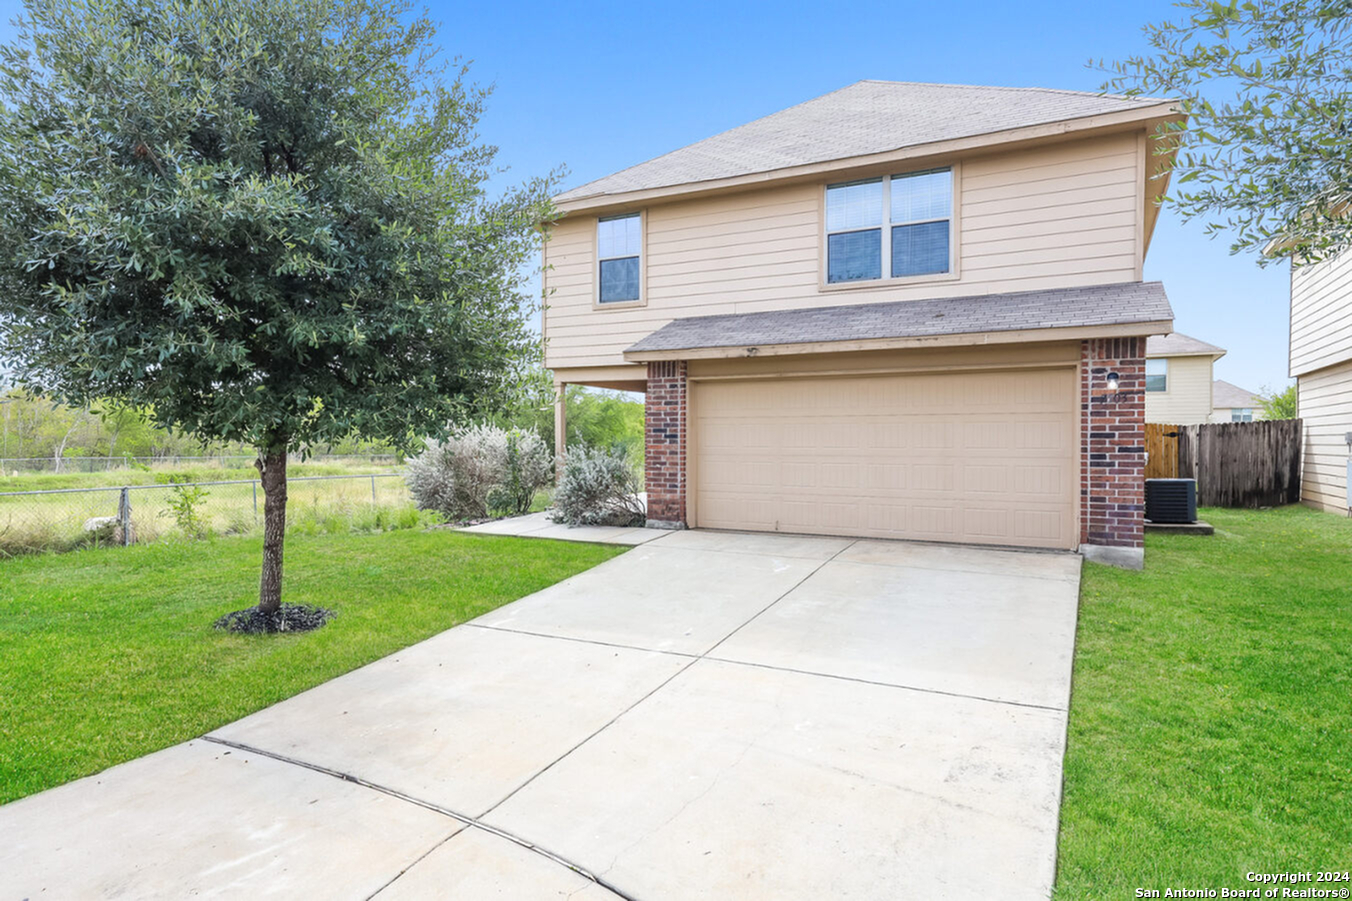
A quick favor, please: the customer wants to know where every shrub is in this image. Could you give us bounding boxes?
[550,444,645,527]
[162,482,210,539]
[489,430,554,516]
[405,424,552,521]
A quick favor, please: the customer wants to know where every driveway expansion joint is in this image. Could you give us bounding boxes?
[471,596,1068,713]
[464,622,699,659]
[474,539,856,819]
[701,655,1068,712]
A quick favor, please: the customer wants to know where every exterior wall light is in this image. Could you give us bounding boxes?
[1106,372,1121,392]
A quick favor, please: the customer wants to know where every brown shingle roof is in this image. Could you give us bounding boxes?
[1213,380,1260,409]
[1145,333,1226,357]
[625,281,1172,357]
[559,80,1173,203]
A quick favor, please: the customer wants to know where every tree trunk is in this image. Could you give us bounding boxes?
[256,450,288,614]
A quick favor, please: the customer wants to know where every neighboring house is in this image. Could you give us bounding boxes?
[1211,380,1262,423]
[545,80,1182,567]
[1289,250,1352,513]
[1143,333,1226,424]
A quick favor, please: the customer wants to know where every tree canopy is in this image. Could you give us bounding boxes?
[0,0,554,456]
[1259,383,1299,419]
[1106,0,1352,262]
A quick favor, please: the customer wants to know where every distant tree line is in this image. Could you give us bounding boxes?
[495,368,645,468]
[2,376,644,469]
[0,391,394,465]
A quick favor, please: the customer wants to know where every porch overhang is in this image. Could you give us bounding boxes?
[623,281,1174,363]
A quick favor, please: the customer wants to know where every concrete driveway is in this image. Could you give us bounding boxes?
[0,529,1081,900]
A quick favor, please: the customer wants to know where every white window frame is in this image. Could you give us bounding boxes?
[1231,407,1254,422]
[823,177,885,284]
[594,211,645,308]
[821,165,960,290]
[1145,358,1169,392]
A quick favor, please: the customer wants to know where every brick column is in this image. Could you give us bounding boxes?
[645,361,688,528]
[1080,337,1146,567]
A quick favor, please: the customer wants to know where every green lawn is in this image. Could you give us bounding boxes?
[0,529,624,804]
[1056,505,1352,898]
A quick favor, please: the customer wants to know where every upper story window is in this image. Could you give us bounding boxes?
[1145,358,1168,392]
[826,168,953,284]
[1231,408,1254,422]
[598,213,642,303]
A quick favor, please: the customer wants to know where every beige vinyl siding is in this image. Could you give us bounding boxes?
[1144,355,1214,425]
[1209,406,1263,424]
[545,133,1143,370]
[1298,358,1352,512]
[1290,252,1352,377]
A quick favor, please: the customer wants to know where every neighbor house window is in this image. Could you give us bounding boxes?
[1232,408,1254,422]
[598,213,641,303]
[1145,358,1168,392]
[826,168,952,284]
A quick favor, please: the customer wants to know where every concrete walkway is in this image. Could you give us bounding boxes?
[457,509,662,545]
[0,530,1082,900]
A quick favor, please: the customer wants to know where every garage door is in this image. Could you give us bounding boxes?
[692,368,1078,549]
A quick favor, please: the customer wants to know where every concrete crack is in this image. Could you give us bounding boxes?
[198,735,640,901]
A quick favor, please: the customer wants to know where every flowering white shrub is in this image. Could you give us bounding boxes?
[405,424,552,520]
[550,444,645,527]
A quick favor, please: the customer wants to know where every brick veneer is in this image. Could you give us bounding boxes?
[645,361,688,526]
[1080,337,1146,549]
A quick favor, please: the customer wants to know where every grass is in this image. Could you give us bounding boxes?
[0,528,625,804]
[1055,505,1352,898]
[0,458,395,492]
[0,467,418,556]
[1,465,555,557]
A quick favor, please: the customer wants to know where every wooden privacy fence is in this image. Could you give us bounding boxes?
[1145,420,1303,508]
[1144,423,1180,479]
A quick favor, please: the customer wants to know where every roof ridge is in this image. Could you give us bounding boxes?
[557,80,1180,203]
[855,78,1171,104]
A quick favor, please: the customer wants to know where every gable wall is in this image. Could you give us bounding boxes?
[1143,355,1214,425]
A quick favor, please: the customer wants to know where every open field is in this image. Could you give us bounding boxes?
[0,469,421,556]
[0,528,625,804]
[0,457,396,493]
[1055,505,1352,898]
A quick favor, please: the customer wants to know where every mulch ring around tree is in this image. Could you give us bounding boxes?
[213,604,335,635]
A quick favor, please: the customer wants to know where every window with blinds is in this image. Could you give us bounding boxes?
[598,213,642,303]
[826,168,953,283]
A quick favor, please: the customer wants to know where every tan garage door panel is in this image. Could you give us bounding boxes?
[693,369,1077,549]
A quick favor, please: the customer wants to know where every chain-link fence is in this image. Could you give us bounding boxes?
[0,473,420,556]
[0,454,400,474]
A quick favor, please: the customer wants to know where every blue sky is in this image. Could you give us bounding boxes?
[0,0,1295,393]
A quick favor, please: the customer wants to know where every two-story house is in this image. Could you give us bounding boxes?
[1143,333,1227,424]
[544,81,1182,568]
[1211,380,1262,423]
[1289,251,1352,513]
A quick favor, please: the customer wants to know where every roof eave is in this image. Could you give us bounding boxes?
[1146,349,1227,360]
[624,319,1175,363]
[557,101,1182,216]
